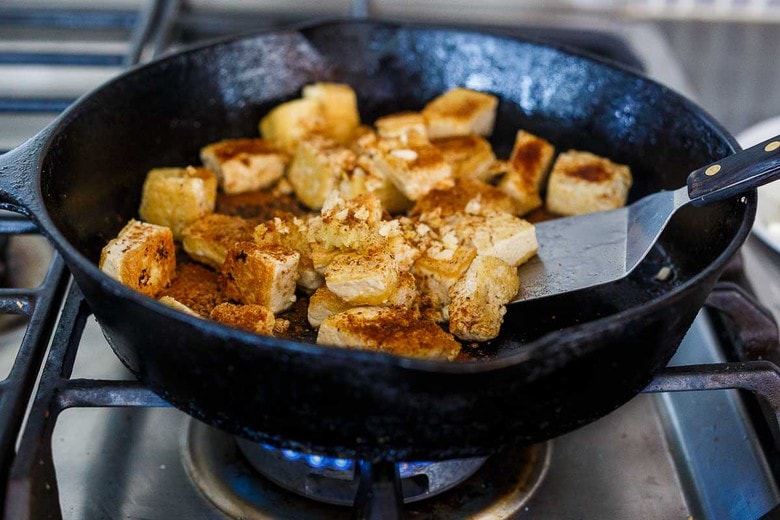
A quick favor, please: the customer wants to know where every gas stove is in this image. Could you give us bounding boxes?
[1,2,780,519]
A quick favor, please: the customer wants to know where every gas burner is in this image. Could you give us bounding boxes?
[183,418,552,518]
[236,439,487,506]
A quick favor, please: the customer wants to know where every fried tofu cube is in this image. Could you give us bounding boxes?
[317,307,461,361]
[308,286,353,328]
[209,302,277,336]
[220,243,299,313]
[159,296,200,317]
[302,82,361,144]
[338,161,412,215]
[254,213,323,292]
[369,142,453,201]
[288,135,357,210]
[324,250,399,306]
[432,134,496,180]
[412,244,476,317]
[138,166,217,239]
[546,150,633,216]
[448,255,520,341]
[311,192,384,251]
[422,87,498,139]
[181,214,256,268]
[498,131,555,216]
[411,177,515,224]
[259,98,326,154]
[308,271,417,328]
[449,211,537,267]
[374,112,428,142]
[200,138,288,194]
[99,219,176,297]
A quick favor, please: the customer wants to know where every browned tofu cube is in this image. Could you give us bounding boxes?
[309,192,384,251]
[411,177,515,225]
[497,130,555,216]
[317,307,461,361]
[337,155,412,214]
[302,82,361,144]
[220,242,300,313]
[99,219,176,297]
[374,112,428,142]
[209,302,276,336]
[448,255,520,342]
[324,250,399,306]
[422,87,498,139]
[412,244,476,320]
[288,135,356,210]
[432,134,496,180]
[368,141,453,201]
[254,213,323,292]
[200,138,288,194]
[448,211,538,267]
[181,214,256,268]
[138,166,217,239]
[546,150,633,216]
[259,98,326,154]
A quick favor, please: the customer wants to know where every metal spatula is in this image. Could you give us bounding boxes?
[512,134,780,303]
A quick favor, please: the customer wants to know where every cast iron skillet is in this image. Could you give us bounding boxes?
[0,20,755,461]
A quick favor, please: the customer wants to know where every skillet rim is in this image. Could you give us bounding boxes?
[32,18,756,376]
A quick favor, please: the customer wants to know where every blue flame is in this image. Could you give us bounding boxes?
[266,445,355,471]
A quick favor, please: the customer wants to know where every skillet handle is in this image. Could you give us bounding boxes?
[0,130,50,222]
[687,134,780,206]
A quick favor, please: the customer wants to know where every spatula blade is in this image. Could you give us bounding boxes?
[512,187,689,303]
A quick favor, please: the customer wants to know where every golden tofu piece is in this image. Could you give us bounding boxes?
[368,141,453,201]
[432,134,496,180]
[159,295,200,317]
[546,150,633,216]
[317,307,461,361]
[412,244,477,319]
[308,286,353,328]
[288,135,356,210]
[422,87,498,139]
[311,192,384,251]
[254,213,323,292]
[448,211,538,267]
[338,155,412,214]
[181,214,256,268]
[374,112,428,142]
[138,166,217,239]
[324,249,399,305]
[200,138,288,194]
[302,82,361,144]
[209,302,276,336]
[99,219,176,297]
[498,131,555,216]
[411,177,514,225]
[448,255,520,342]
[259,98,326,154]
[220,242,300,313]
[308,271,417,328]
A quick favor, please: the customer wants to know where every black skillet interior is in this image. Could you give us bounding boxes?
[40,19,742,357]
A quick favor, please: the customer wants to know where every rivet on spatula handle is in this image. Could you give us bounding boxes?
[687,134,780,206]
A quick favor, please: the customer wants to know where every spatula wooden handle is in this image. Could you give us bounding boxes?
[687,134,780,206]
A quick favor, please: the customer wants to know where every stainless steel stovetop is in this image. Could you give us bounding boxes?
[1,2,780,519]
